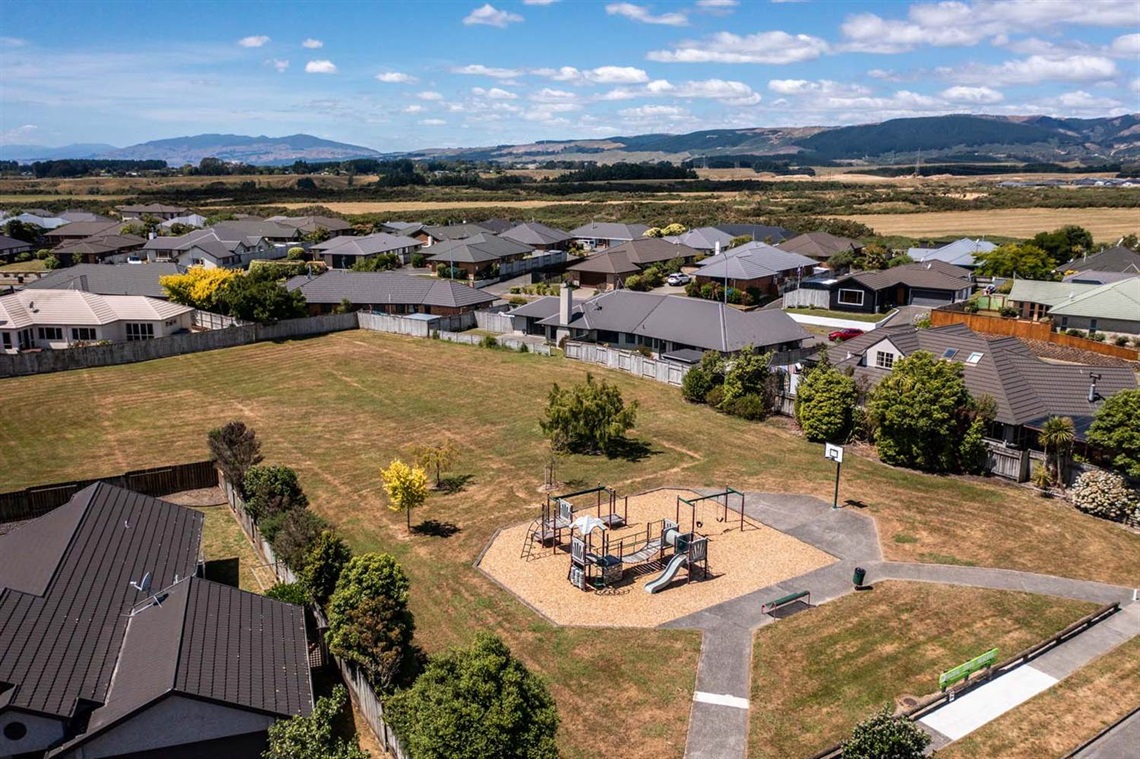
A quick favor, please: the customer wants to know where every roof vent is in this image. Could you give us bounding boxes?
[1088,372,1102,403]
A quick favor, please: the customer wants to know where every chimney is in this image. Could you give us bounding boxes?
[560,281,575,326]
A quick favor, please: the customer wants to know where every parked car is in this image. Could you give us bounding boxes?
[829,328,865,342]
[666,273,691,286]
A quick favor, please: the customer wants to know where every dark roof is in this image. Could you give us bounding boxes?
[778,231,861,259]
[1062,246,1140,274]
[695,243,817,280]
[476,218,515,234]
[507,294,584,319]
[0,234,32,252]
[714,224,793,243]
[0,482,312,753]
[833,323,1136,435]
[46,221,122,240]
[499,222,573,247]
[422,223,497,242]
[425,233,532,264]
[286,270,496,309]
[118,203,189,215]
[312,232,423,257]
[568,222,650,240]
[269,215,353,233]
[210,220,298,240]
[54,233,147,257]
[568,238,700,274]
[847,260,972,292]
[25,263,183,298]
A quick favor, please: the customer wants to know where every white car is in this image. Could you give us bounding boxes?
[666,273,691,286]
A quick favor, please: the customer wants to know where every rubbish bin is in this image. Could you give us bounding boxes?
[852,566,866,587]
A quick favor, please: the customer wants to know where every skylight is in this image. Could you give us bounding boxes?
[942,348,959,359]
[966,352,983,364]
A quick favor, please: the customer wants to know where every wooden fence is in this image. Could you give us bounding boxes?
[930,307,1139,360]
[0,460,218,523]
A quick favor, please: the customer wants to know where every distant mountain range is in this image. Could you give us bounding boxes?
[3,115,1138,167]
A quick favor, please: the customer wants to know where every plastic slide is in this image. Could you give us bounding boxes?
[644,554,688,594]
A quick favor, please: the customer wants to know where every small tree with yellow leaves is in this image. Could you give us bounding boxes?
[381,459,428,531]
[160,267,237,310]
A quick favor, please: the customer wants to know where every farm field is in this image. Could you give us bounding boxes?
[1,331,1138,755]
[748,582,1099,757]
[839,207,1140,240]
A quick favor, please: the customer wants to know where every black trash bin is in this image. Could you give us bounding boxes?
[852,566,866,587]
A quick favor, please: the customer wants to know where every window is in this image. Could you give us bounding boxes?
[17,329,32,350]
[37,326,63,341]
[966,352,983,364]
[941,348,959,359]
[1,332,10,350]
[1060,317,1069,329]
[838,289,864,306]
[72,327,97,341]
[1088,319,1098,332]
[125,323,155,341]
[875,351,895,370]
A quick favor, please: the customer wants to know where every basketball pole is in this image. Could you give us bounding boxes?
[832,458,841,510]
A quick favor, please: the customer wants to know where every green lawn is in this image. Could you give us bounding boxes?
[784,307,887,323]
[749,582,1099,757]
[191,504,275,593]
[0,259,47,272]
[1,330,1137,756]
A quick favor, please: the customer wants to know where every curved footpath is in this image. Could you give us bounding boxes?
[659,492,1139,759]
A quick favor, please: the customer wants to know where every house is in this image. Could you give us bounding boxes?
[58,210,113,224]
[714,223,793,244]
[1061,246,1140,275]
[1064,270,1138,285]
[312,233,424,269]
[45,221,123,247]
[0,289,194,351]
[414,222,498,247]
[268,215,354,238]
[831,323,1136,448]
[907,238,996,269]
[499,221,573,251]
[378,221,425,237]
[285,270,496,315]
[0,482,312,758]
[567,238,700,289]
[1047,278,1140,335]
[568,222,650,251]
[117,202,190,221]
[693,243,818,297]
[143,228,276,269]
[425,233,533,279]
[208,220,300,246]
[508,294,587,336]
[794,261,973,313]
[54,233,147,265]
[777,231,862,263]
[663,227,734,255]
[159,213,209,231]
[1007,279,1102,321]
[530,287,811,355]
[25,262,183,299]
[0,234,33,262]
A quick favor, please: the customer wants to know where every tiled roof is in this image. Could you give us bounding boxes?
[714,224,793,243]
[1048,277,1140,321]
[664,227,734,252]
[0,290,193,329]
[568,238,700,275]
[907,238,996,267]
[696,243,817,280]
[848,260,972,292]
[286,270,496,309]
[777,231,860,258]
[568,222,650,240]
[425,233,532,264]
[45,221,122,240]
[1062,247,1140,274]
[499,222,573,247]
[26,263,183,298]
[312,232,423,256]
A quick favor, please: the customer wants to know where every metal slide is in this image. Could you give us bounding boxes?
[644,554,688,594]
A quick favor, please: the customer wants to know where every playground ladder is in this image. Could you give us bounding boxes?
[520,517,542,561]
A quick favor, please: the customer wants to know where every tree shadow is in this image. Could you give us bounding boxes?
[436,473,474,494]
[412,519,462,538]
[604,436,658,463]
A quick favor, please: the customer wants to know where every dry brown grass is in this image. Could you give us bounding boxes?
[938,635,1140,758]
[749,582,1099,757]
[480,488,834,627]
[838,208,1140,239]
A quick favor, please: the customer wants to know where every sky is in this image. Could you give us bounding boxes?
[1,0,1138,152]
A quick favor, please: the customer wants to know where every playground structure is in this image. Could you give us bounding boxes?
[566,516,711,593]
[520,485,627,561]
[676,488,757,534]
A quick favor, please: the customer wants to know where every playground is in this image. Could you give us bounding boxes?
[478,487,835,627]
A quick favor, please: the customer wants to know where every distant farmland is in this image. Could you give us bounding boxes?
[838,208,1139,241]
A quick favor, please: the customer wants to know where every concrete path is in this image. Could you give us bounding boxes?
[660,490,1139,759]
[1072,708,1140,758]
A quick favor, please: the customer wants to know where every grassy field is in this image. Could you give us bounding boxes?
[939,635,1140,758]
[191,504,275,593]
[838,208,1140,240]
[748,582,1099,757]
[1,331,1137,755]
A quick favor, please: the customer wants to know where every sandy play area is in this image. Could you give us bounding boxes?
[478,488,836,627]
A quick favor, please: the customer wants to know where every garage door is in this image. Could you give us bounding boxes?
[910,288,954,307]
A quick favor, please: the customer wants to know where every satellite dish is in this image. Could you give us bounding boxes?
[130,572,152,594]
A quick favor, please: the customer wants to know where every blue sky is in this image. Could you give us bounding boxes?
[1,0,1137,152]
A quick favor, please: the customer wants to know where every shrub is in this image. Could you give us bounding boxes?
[14,251,33,263]
[720,347,774,415]
[999,305,1019,318]
[411,252,426,268]
[1032,462,1054,490]
[959,417,990,475]
[704,385,725,408]
[286,246,306,260]
[269,508,329,571]
[1065,328,1084,337]
[42,255,60,270]
[509,296,527,305]
[721,393,769,420]
[300,530,353,607]
[265,685,367,759]
[1087,331,1105,342]
[480,335,499,349]
[635,344,653,357]
[1087,389,1140,479]
[795,359,858,443]
[266,581,309,605]
[963,300,980,313]
[681,351,725,403]
[242,464,308,522]
[1113,335,1130,347]
[841,704,930,759]
[207,420,262,490]
[1070,470,1140,526]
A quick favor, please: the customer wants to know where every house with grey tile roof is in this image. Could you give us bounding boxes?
[312,232,424,268]
[45,221,123,246]
[425,233,533,279]
[117,203,191,221]
[663,227,734,254]
[907,238,996,268]
[568,222,650,251]
[1061,246,1140,274]
[530,289,810,355]
[286,270,495,315]
[54,232,147,265]
[777,231,862,262]
[268,215,353,237]
[499,221,573,250]
[694,243,818,298]
[143,227,278,269]
[417,222,498,247]
[831,323,1136,451]
[793,260,973,313]
[0,234,33,262]
[0,482,312,758]
[567,238,700,289]
[714,223,793,244]
[26,262,183,299]
[1047,277,1140,335]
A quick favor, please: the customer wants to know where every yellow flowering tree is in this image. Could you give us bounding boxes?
[381,459,428,531]
[160,267,237,310]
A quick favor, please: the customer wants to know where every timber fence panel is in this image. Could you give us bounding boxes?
[930,308,1139,360]
[474,310,515,334]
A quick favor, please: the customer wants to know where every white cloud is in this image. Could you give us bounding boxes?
[418,91,444,100]
[768,79,871,97]
[403,104,426,113]
[0,124,38,144]
[301,38,323,49]
[418,118,447,126]
[463,4,524,27]
[605,3,688,26]
[472,86,518,99]
[648,31,829,64]
[697,0,738,7]
[452,64,523,78]
[1109,33,1140,59]
[1131,78,1140,94]
[523,0,558,4]
[531,65,649,85]
[619,104,690,121]
[304,59,337,74]
[1050,90,1121,108]
[644,78,761,105]
[375,71,418,83]
[238,35,270,48]
[268,59,290,73]
[941,85,1004,104]
[946,54,1118,85]
[530,88,578,102]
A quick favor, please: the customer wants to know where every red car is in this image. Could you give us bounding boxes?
[829,328,865,342]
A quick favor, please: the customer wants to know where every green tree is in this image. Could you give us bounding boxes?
[267,508,328,570]
[720,346,775,418]
[327,554,416,691]
[386,633,559,759]
[540,373,638,455]
[351,253,400,272]
[301,531,353,607]
[264,685,367,759]
[1039,415,1076,486]
[207,420,263,490]
[974,243,1057,280]
[794,355,857,443]
[681,351,725,403]
[412,440,459,489]
[243,464,308,521]
[381,459,429,531]
[265,581,309,605]
[841,704,930,759]
[287,246,306,260]
[2,219,43,244]
[868,351,972,472]
[1086,389,1140,479]
[1032,225,1094,265]
[219,275,307,324]
[729,234,753,248]
[42,255,61,270]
